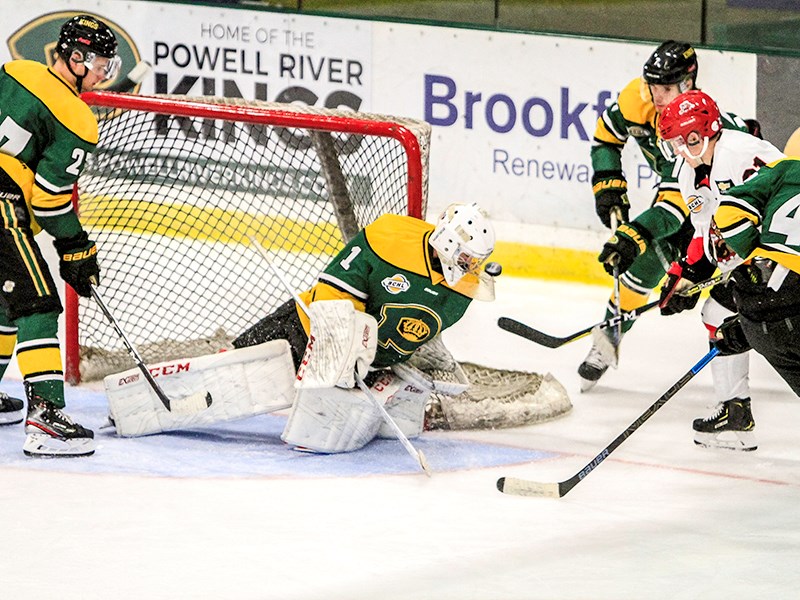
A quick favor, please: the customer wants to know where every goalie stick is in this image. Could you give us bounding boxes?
[248,236,432,476]
[498,273,726,349]
[497,346,719,498]
[90,284,212,415]
[105,60,151,93]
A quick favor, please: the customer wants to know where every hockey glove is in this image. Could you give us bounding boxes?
[713,315,752,356]
[744,118,762,140]
[593,175,630,229]
[54,231,100,298]
[658,250,716,316]
[598,223,649,275]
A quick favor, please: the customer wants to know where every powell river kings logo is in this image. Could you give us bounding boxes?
[7,10,143,92]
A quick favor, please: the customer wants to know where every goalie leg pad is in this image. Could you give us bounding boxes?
[105,340,296,437]
[281,385,383,453]
[374,371,431,439]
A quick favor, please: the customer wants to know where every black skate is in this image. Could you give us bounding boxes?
[693,398,756,451]
[0,391,24,425]
[23,385,94,457]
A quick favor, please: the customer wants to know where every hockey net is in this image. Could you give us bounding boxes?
[66,92,570,428]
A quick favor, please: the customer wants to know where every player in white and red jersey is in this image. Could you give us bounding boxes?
[656,90,784,450]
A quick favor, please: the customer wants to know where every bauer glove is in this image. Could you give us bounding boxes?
[713,315,752,356]
[592,174,630,228]
[598,222,649,275]
[54,231,100,298]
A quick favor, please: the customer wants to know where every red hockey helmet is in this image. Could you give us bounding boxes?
[658,90,722,160]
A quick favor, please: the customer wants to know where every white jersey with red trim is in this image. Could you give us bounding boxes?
[675,129,784,271]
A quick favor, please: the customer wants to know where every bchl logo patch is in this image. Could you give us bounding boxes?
[686,194,704,213]
[396,317,430,343]
[627,125,649,138]
[381,274,410,295]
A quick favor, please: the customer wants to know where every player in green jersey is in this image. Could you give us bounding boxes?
[713,158,800,396]
[580,41,701,391]
[583,40,758,391]
[0,15,121,456]
[234,203,497,453]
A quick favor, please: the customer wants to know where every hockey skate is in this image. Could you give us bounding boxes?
[0,391,24,425]
[23,385,95,457]
[577,327,618,392]
[693,398,756,451]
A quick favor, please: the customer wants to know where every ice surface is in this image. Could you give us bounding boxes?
[1,277,798,599]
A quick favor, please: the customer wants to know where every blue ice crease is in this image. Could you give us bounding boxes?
[0,382,554,478]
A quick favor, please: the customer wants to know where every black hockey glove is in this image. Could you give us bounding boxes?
[593,174,630,229]
[713,315,752,356]
[54,231,100,298]
[658,253,716,316]
[598,223,649,276]
[744,118,762,140]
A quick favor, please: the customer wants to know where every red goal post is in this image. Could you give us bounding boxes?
[65,92,431,383]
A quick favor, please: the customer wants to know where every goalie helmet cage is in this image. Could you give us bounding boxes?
[64,91,430,383]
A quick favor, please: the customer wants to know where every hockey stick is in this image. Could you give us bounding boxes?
[248,236,432,476]
[105,61,151,93]
[90,284,212,415]
[609,210,623,358]
[498,273,726,349]
[497,346,719,498]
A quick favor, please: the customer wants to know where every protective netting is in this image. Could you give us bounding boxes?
[72,94,430,381]
[70,93,571,431]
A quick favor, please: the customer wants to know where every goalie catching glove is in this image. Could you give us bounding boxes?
[53,231,100,297]
[295,300,378,389]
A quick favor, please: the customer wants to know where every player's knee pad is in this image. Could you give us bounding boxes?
[281,384,383,453]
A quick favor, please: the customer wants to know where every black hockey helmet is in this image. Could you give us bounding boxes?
[642,41,698,87]
[56,14,118,61]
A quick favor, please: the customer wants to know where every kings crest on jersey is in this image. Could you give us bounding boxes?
[298,214,490,368]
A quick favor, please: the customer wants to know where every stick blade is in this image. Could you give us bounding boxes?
[497,317,566,348]
[418,449,432,477]
[169,391,213,416]
[497,476,562,498]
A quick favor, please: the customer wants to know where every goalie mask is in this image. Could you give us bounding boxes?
[429,203,495,286]
[57,15,121,89]
[659,90,722,161]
